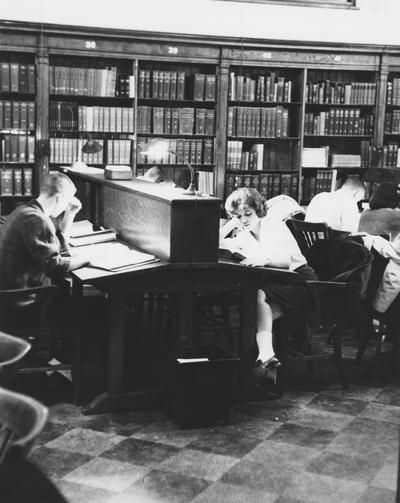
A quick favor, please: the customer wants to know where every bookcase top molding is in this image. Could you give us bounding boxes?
[0,19,399,65]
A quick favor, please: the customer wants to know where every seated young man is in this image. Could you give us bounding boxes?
[220,188,317,386]
[305,177,365,233]
[0,172,90,325]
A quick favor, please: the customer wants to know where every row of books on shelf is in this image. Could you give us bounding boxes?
[228,72,292,103]
[228,106,290,138]
[304,109,374,136]
[302,143,370,168]
[384,110,400,134]
[0,62,36,93]
[49,102,135,132]
[49,138,132,165]
[381,142,400,168]
[0,101,35,130]
[227,141,293,171]
[387,80,400,106]
[49,64,135,98]
[225,172,298,200]
[0,167,33,196]
[1,134,35,163]
[137,106,215,135]
[302,170,340,201]
[305,81,376,105]
[137,137,214,165]
[138,70,216,101]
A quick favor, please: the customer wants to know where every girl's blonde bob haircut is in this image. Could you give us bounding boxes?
[225,188,267,218]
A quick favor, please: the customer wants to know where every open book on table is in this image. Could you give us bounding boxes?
[69,220,117,247]
[74,241,159,271]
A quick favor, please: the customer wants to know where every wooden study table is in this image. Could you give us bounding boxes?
[71,258,304,415]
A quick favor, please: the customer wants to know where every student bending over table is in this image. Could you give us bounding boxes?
[220,188,317,386]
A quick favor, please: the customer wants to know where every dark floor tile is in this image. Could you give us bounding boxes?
[120,468,210,503]
[359,402,400,425]
[244,439,319,469]
[130,419,203,448]
[101,438,179,466]
[268,422,337,449]
[306,393,368,416]
[36,421,71,446]
[287,406,353,432]
[29,446,92,479]
[356,486,397,503]
[83,412,145,436]
[47,403,92,427]
[187,427,262,458]
[226,413,282,440]
[306,450,384,483]
[373,387,400,407]
[282,471,366,503]
[275,497,309,503]
[192,481,276,503]
[56,479,116,503]
[233,399,299,422]
[327,418,399,463]
[220,459,296,494]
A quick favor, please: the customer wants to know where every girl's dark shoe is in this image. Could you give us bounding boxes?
[251,356,281,386]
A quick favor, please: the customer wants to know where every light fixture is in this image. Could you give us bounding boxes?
[72,134,103,170]
[141,140,197,196]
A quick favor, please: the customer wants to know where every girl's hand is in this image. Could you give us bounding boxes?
[241,253,270,267]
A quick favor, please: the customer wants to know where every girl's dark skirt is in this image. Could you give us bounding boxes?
[263,263,317,315]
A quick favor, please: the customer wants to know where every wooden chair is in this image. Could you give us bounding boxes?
[0,387,48,466]
[285,218,332,256]
[0,286,82,404]
[274,237,373,392]
[0,332,31,386]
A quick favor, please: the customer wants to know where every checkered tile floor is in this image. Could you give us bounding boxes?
[3,337,400,503]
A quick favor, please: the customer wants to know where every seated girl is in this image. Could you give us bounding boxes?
[220,188,317,385]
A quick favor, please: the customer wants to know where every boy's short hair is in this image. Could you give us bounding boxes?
[225,188,267,218]
[41,172,76,197]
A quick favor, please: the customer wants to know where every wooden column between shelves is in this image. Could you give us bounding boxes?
[215,62,229,200]
[35,41,49,191]
[375,59,388,147]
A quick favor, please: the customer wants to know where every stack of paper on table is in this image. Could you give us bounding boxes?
[69,220,117,247]
[89,248,158,271]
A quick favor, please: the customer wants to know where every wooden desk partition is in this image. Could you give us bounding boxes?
[62,167,221,262]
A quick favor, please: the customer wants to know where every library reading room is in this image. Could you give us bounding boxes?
[0,1,400,502]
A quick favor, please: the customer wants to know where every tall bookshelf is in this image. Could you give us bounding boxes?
[383,72,400,170]
[224,65,303,201]
[48,55,135,173]
[301,69,377,203]
[135,61,217,194]
[0,52,36,211]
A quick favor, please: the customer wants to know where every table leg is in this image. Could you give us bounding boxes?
[238,288,257,394]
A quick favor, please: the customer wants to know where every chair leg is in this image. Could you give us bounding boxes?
[331,327,349,390]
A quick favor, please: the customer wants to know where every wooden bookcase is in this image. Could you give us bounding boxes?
[301,68,378,203]
[48,54,135,172]
[136,60,217,193]
[0,51,37,212]
[0,21,398,211]
[224,65,304,201]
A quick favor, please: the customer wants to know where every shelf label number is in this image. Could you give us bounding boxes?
[262,52,272,60]
[167,46,178,55]
[334,55,341,62]
[85,40,96,49]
